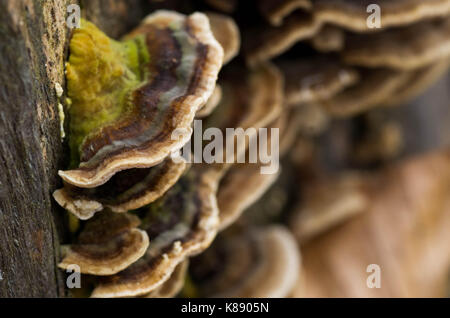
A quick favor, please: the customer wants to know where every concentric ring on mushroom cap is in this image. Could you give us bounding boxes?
[245,12,322,66]
[277,57,359,106]
[59,11,223,188]
[145,260,189,298]
[90,166,221,298]
[217,114,288,231]
[204,62,284,168]
[314,0,450,32]
[190,225,300,298]
[58,212,149,275]
[53,158,187,220]
[342,17,450,70]
[320,69,412,117]
[258,0,312,26]
[206,12,240,65]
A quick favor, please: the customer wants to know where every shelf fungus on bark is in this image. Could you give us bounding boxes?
[204,62,284,167]
[190,225,301,297]
[59,11,223,188]
[384,59,450,107]
[145,260,189,298]
[245,12,322,66]
[53,158,187,220]
[90,166,220,298]
[277,57,359,107]
[258,0,312,26]
[206,12,240,65]
[313,0,450,32]
[342,17,450,70]
[319,69,411,117]
[58,211,149,275]
[196,84,222,118]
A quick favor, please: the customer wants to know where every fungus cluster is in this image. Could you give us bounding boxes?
[54,0,450,298]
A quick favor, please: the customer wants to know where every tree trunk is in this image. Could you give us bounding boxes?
[0,0,146,298]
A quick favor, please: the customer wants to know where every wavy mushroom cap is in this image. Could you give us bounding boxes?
[90,166,221,298]
[58,212,149,275]
[342,17,450,70]
[145,260,189,298]
[204,62,284,168]
[59,11,223,188]
[54,158,187,220]
[206,12,240,64]
[258,0,312,26]
[190,225,301,298]
[196,84,222,118]
[277,57,359,106]
[319,69,411,117]
[314,0,450,32]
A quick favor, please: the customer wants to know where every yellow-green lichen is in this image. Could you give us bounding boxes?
[66,19,150,167]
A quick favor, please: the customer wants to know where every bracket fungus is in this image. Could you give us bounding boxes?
[190,225,301,298]
[313,0,450,32]
[258,0,312,26]
[90,167,221,297]
[206,12,240,65]
[59,11,223,188]
[58,212,149,275]
[54,158,187,220]
[278,57,359,107]
[342,17,450,70]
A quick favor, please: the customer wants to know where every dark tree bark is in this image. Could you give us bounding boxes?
[0,0,146,298]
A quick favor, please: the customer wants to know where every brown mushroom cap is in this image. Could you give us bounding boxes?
[218,162,280,230]
[245,12,322,66]
[204,0,237,13]
[204,62,284,166]
[320,69,411,117]
[145,260,188,298]
[310,25,345,52]
[53,158,187,220]
[59,11,223,188]
[206,12,240,64]
[342,17,450,70]
[278,57,359,106]
[90,166,220,297]
[259,0,312,26]
[191,225,301,297]
[196,84,222,118]
[314,0,450,32]
[58,212,149,275]
[384,58,450,107]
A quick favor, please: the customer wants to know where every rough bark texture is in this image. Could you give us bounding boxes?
[0,0,146,298]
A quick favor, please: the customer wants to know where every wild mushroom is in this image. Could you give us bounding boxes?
[59,11,223,188]
[342,17,450,70]
[145,260,189,298]
[278,57,359,106]
[58,211,149,275]
[190,225,301,297]
[53,158,187,220]
[90,166,221,297]
[313,0,450,32]
[258,0,312,26]
[206,12,240,65]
